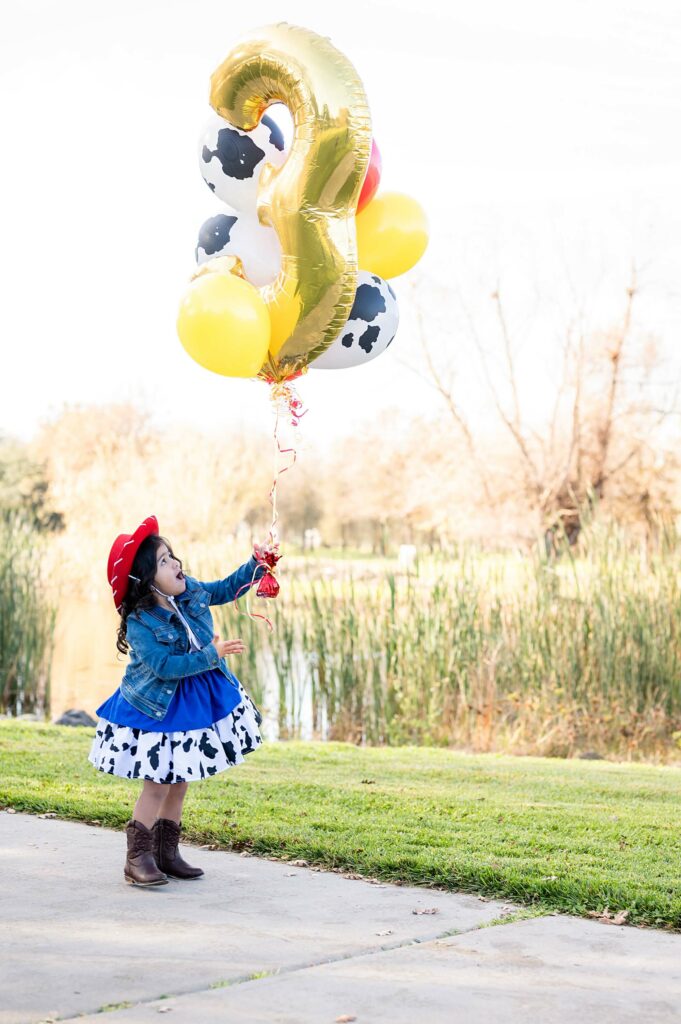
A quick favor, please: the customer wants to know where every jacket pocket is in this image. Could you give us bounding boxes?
[151,625,187,654]
[152,625,181,643]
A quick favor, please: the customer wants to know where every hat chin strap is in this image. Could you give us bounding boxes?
[129,575,173,600]
[152,585,201,650]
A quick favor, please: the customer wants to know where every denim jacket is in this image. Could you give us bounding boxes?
[120,555,266,720]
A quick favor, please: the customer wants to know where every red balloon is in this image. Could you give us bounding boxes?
[357,139,382,214]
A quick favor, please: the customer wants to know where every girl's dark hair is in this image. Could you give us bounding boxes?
[116,534,183,655]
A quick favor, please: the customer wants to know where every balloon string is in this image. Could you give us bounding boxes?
[268,398,303,545]
[233,376,307,632]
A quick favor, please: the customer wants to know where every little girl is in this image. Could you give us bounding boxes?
[88,514,275,888]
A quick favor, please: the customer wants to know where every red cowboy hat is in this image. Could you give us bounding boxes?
[107,514,159,612]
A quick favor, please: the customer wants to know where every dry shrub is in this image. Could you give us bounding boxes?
[31,403,273,597]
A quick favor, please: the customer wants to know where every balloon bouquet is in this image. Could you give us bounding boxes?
[176,23,428,623]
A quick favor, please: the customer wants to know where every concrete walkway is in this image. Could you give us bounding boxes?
[1,809,680,1024]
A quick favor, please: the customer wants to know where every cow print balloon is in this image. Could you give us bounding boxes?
[311,271,399,370]
[198,111,288,212]
[196,212,281,288]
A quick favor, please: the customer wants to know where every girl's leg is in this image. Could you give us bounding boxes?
[132,780,189,828]
[157,780,189,824]
[151,780,203,878]
[132,780,170,829]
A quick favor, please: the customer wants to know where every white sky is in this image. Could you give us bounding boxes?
[1,0,680,449]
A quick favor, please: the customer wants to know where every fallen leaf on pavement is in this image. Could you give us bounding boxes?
[587,908,630,926]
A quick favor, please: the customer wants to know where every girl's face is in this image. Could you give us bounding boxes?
[153,542,186,598]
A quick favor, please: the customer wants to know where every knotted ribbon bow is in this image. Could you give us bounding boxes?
[255,547,282,599]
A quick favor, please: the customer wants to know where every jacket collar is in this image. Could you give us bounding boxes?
[131,577,207,626]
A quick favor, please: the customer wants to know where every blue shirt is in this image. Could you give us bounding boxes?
[96,667,243,731]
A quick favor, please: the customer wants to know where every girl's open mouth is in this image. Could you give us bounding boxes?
[176,571,184,580]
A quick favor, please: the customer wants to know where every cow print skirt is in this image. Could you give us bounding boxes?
[88,687,263,784]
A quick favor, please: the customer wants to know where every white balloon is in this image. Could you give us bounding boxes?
[198,110,288,214]
[311,272,399,370]
[196,211,281,288]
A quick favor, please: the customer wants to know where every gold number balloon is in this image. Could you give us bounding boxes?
[209,23,372,381]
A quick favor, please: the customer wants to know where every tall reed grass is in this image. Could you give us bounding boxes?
[209,519,681,762]
[0,513,56,715]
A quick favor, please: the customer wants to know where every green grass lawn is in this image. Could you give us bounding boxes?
[1,720,680,931]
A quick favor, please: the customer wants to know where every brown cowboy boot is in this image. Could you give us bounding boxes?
[151,817,204,879]
[124,819,169,886]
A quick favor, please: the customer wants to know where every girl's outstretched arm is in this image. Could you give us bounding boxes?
[198,553,267,606]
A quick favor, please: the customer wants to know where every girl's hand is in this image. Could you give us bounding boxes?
[253,540,280,561]
[212,633,246,657]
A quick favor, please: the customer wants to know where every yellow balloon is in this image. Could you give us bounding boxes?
[356,192,429,279]
[177,271,270,378]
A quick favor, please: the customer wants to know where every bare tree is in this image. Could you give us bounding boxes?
[403,264,680,546]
